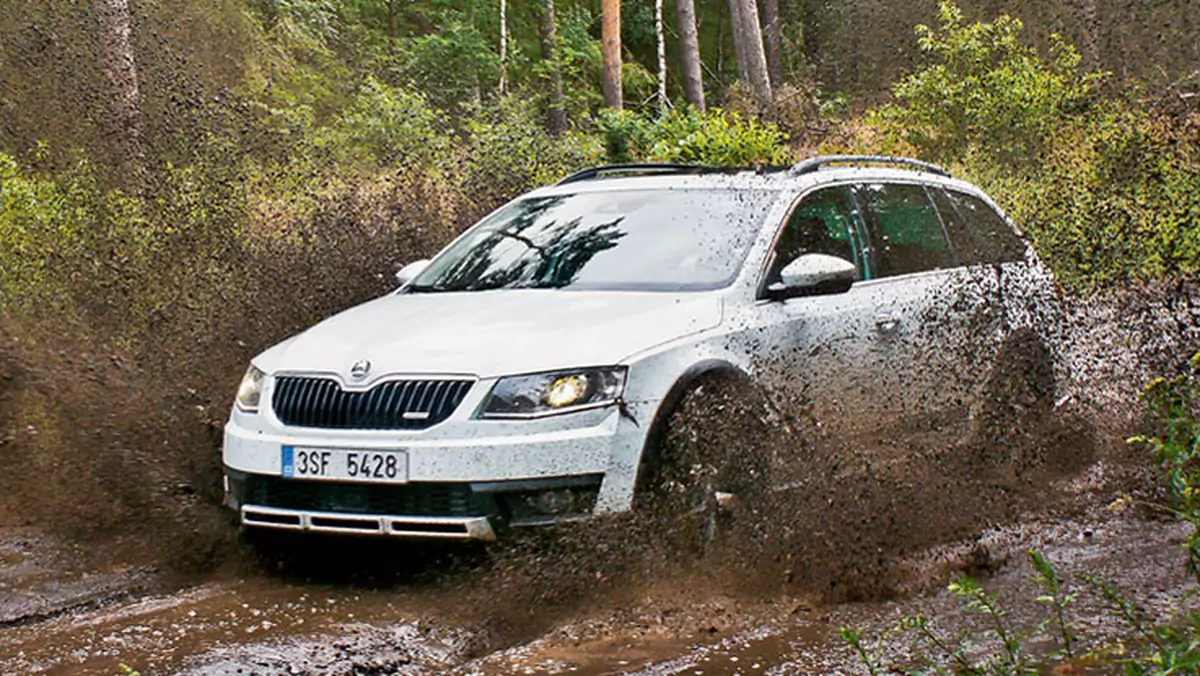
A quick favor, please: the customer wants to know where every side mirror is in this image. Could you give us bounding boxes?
[394,259,431,287]
[768,253,856,300]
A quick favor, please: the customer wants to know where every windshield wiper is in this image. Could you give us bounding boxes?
[404,283,444,294]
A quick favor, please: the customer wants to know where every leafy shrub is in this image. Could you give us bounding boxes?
[868,0,1100,166]
[847,0,1200,291]
[460,96,603,214]
[328,76,450,167]
[399,15,500,114]
[996,104,1200,290]
[596,107,791,166]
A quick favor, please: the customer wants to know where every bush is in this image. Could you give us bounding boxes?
[997,104,1200,290]
[327,76,451,167]
[596,107,791,166]
[868,0,1100,167]
[459,96,603,214]
[845,0,1200,292]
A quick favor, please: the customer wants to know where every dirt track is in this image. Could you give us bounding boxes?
[0,459,1192,675]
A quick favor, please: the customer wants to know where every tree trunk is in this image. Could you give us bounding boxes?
[601,0,622,110]
[92,0,142,182]
[655,0,668,114]
[387,0,397,38]
[1077,0,1101,71]
[675,0,706,111]
[539,0,567,134]
[727,0,772,107]
[499,0,508,94]
[759,0,782,86]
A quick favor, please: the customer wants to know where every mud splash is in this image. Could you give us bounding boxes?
[0,285,1195,674]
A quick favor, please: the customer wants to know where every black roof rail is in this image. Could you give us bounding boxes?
[556,163,720,186]
[789,154,951,177]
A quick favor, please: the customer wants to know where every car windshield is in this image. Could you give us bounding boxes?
[408,189,778,293]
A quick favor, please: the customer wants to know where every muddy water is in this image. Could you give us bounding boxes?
[1,286,1198,674]
[0,535,480,674]
[462,494,1193,675]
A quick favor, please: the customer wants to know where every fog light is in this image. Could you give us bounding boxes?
[503,485,600,524]
[535,489,576,515]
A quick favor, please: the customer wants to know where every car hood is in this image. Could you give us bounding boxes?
[255,290,723,380]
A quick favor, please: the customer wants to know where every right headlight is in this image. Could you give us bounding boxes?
[479,367,627,419]
[235,365,266,413]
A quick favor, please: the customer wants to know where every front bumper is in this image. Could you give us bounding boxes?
[224,469,603,540]
[221,401,646,540]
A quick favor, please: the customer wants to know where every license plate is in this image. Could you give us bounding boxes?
[281,446,408,484]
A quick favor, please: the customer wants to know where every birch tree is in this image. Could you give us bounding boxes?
[499,0,508,94]
[655,0,668,114]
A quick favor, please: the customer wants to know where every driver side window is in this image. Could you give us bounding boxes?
[765,186,863,288]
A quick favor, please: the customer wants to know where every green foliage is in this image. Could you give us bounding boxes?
[596,108,791,166]
[400,15,499,113]
[1130,352,1200,584]
[854,1,1200,292]
[461,96,603,209]
[1030,548,1078,659]
[995,103,1200,291]
[869,0,1100,166]
[328,76,450,166]
[0,153,151,314]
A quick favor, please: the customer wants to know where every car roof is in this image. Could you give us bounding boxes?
[526,161,985,199]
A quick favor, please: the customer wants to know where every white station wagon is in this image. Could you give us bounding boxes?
[223,155,1064,540]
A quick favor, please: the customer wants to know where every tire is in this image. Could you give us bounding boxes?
[970,327,1057,472]
[635,371,775,549]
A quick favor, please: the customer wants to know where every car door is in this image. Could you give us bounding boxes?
[746,184,888,452]
[848,180,974,450]
[929,185,1062,409]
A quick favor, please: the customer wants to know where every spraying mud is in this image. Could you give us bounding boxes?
[1,285,1196,674]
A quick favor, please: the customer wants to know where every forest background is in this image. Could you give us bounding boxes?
[0,0,1197,544]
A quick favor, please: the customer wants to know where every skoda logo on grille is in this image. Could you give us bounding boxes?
[349,359,372,380]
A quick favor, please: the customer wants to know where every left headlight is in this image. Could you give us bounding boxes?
[479,367,627,419]
[235,365,266,413]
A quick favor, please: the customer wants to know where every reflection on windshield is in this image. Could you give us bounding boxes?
[410,189,777,293]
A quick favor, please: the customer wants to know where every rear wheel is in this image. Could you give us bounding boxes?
[970,328,1057,472]
[636,371,776,549]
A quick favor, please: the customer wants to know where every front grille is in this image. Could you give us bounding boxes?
[243,475,496,517]
[272,376,473,430]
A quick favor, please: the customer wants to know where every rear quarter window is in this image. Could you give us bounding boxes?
[931,188,1027,265]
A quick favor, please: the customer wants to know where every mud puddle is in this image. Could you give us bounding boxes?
[460,495,1193,675]
[0,535,480,675]
[0,458,1186,675]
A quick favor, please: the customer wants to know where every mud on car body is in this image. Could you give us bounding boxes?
[222,155,1066,540]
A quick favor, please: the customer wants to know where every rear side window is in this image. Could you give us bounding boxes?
[854,183,954,277]
[931,188,1027,265]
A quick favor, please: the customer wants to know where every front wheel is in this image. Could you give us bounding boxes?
[635,372,776,550]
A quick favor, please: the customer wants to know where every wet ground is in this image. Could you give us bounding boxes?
[3,286,1199,675]
[0,453,1191,675]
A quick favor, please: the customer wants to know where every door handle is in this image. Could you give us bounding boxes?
[874,314,901,333]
